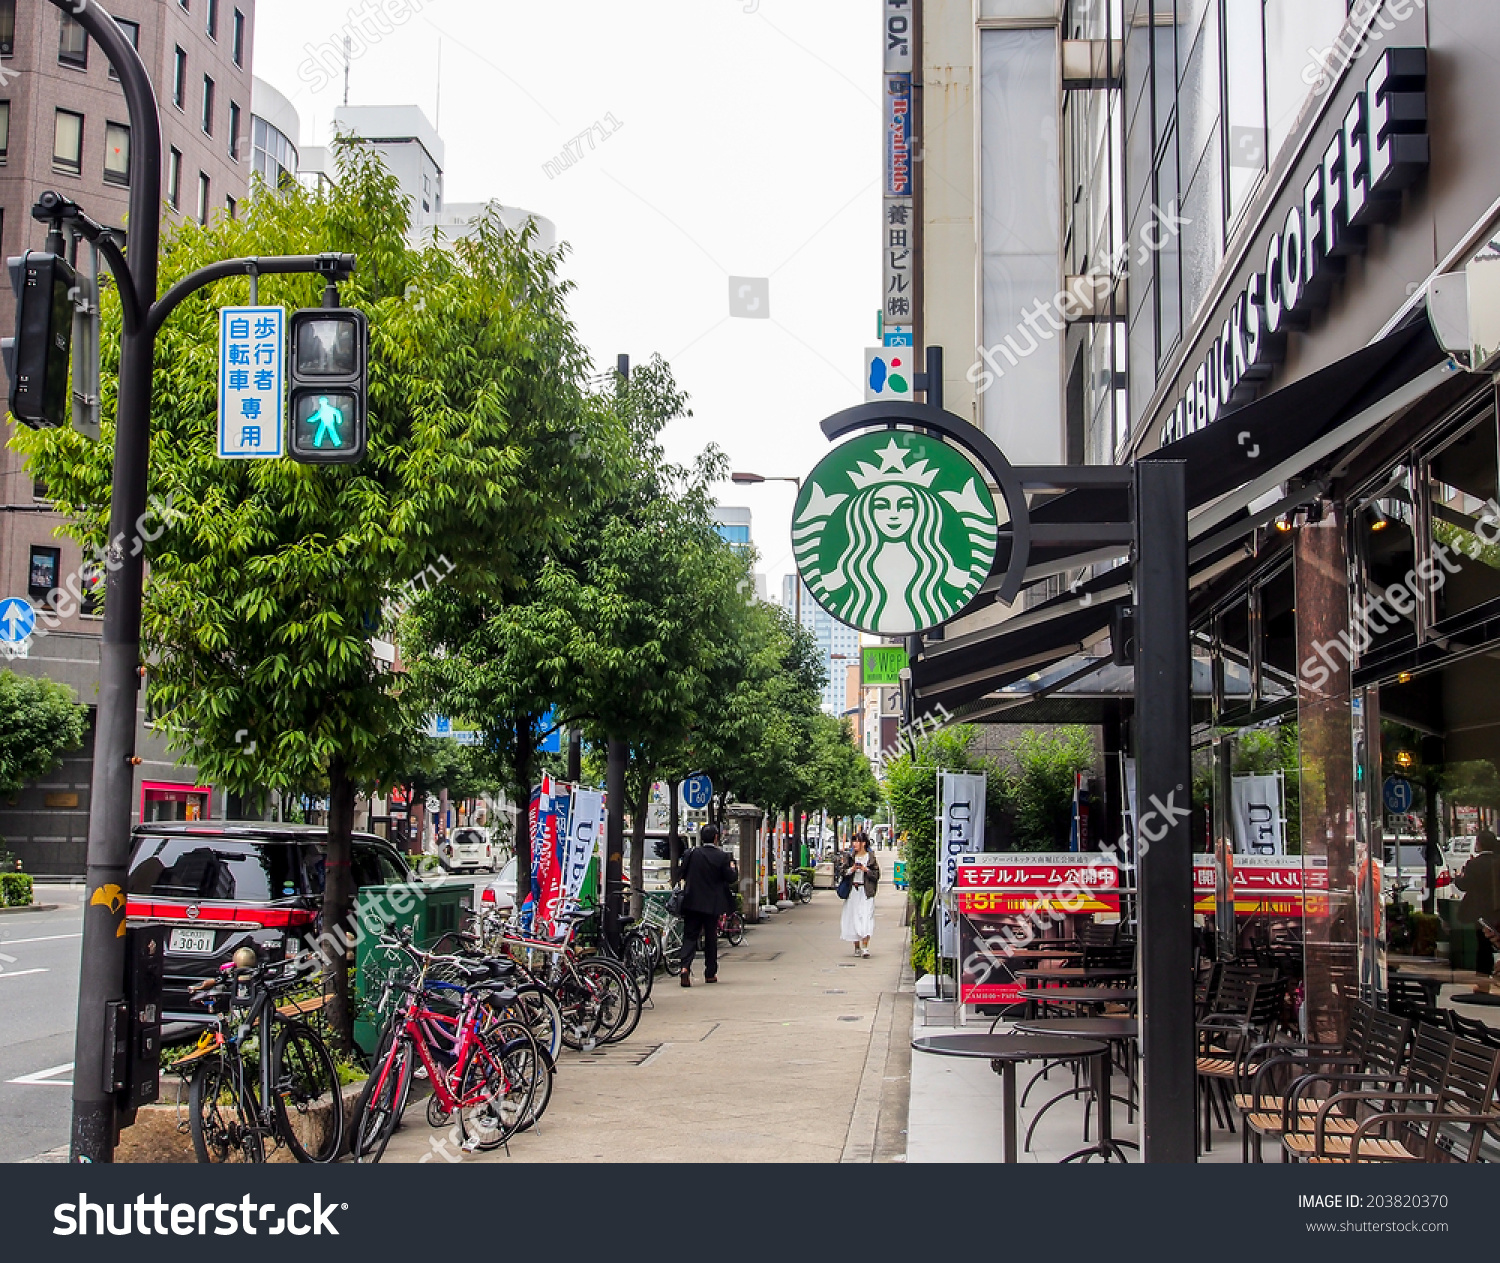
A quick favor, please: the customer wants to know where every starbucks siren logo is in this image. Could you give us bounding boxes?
[793,432,999,636]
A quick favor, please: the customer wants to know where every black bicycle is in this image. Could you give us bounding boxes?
[182,947,344,1164]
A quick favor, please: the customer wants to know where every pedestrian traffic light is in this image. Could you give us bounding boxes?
[287,306,367,463]
[3,250,76,429]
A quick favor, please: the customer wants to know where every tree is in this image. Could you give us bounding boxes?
[999,726,1097,852]
[15,143,597,1043]
[0,671,88,796]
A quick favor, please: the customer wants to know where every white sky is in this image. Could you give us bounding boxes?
[254,0,883,602]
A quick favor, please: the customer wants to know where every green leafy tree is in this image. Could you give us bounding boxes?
[999,726,1097,851]
[15,143,595,1043]
[0,671,88,795]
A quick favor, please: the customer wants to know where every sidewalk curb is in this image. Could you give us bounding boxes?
[840,922,913,1163]
[0,903,60,915]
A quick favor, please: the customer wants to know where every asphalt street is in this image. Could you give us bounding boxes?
[0,883,86,1163]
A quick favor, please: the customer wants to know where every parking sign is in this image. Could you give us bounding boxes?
[218,306,285,459]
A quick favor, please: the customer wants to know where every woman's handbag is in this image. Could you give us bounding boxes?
[836,872,853,900]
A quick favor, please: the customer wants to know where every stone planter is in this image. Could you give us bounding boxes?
[117,1074,365,1163]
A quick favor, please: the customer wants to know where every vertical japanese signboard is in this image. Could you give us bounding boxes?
[884,197,914,332]
[884,0,912,73]
[217,306,284,459]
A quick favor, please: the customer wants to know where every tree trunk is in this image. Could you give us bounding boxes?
[668,777,682,884]
[322,755,357,1051]
[513,716,536,918]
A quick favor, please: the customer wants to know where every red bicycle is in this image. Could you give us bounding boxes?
[352,928,541,1163]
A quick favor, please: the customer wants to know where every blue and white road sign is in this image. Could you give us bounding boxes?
[218,306,285,459]
[1383,775,1415,814]
[682,774,713,811]
[0,597,36,645]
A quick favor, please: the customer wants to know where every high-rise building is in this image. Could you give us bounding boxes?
[712,504,766,600]
[0,1,257,873]
[783,574,860,715]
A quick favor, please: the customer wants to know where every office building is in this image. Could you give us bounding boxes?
[783,574,860,715]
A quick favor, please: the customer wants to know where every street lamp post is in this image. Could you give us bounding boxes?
[730,470,803,627]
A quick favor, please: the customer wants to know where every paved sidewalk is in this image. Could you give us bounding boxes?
[380,882,911,1163]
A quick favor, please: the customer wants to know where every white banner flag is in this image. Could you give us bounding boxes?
[559,787,603,914]
[1230,772,1285,855]
[937,771,986,959]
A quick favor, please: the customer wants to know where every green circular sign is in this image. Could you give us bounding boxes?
[793,431,999,636]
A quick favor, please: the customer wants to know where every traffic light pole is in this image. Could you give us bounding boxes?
[56,2,357,1162]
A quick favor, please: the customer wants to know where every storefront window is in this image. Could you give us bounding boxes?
[1355,468,1417,654]
[1218,593,1251,719]
[1426,413,1500,626]
[1258,564,1297,703]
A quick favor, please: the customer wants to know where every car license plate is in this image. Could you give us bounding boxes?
[169,928,216,954]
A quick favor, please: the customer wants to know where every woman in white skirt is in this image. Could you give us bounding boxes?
[840,832,880,957]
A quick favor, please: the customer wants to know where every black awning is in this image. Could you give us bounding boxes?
[1141,315,1446,505]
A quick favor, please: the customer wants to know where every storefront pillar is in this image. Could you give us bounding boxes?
[1293,510,1358,1043]
[727,804,762,922]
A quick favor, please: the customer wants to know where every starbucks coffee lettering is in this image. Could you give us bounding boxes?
[1158,48,1428,446]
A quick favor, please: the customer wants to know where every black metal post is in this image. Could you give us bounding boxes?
[63,0,160,1165]
[1133,459,1196,1163]
[924,345,942,410]
[566,729,581,782]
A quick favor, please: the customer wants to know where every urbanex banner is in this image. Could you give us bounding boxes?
[937,771,986,957]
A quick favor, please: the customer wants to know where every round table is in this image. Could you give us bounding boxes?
[1014,967,1136,987]
[911,1033,1108,1163]
[1450,992,1500,1008]
[1011,1017,1140,1162]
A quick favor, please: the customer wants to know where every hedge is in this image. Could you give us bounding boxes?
[0,872,33,907]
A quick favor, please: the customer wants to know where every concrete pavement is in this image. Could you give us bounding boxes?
[381,880,912,1163]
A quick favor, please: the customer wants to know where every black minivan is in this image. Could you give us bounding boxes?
[126,822,415,1022]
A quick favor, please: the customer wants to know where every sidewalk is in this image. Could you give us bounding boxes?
[380,882,912,1163]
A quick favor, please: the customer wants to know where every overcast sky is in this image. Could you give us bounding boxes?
[254,0,882,602]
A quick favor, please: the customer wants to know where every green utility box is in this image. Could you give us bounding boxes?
[352,880,471,1056]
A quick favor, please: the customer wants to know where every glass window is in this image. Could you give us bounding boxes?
[197,171,209,225]
[1355,468,1418,654]
[104,120,129,185]
[173,47,187,108]
[0,100,9,162]
[232,9,245,66]
[1263,0,1345,163]
[127,838,303,904]
[168,146,182,208]
[59,15,88,68]
[31,475,47,502]
[1427,414,1500,626]
[0,1,13,56]
[1258,564,1297,703]
[225,194,236,220]
[202,75,214,134]
[1154,126,1181,363]
[81,566,101,617]
[108,19,140,81]
[1222,0,1266,224]
[28,546,61,602]
[228,101,241,160]
[52,109,83,175]
[206,0,219,40]
[1218,594,1252,716]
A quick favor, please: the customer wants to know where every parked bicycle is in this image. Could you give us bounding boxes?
[181,947,344,1164]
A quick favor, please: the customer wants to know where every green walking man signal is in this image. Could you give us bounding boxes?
[288,306,367,464]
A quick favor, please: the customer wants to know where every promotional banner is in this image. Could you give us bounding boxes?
[1191,854,1330,918]
[1230,772,1285,854]
[937,771,986,957]
[525,773,570,936]
[953,853,1120,915]
[545,786,602,935]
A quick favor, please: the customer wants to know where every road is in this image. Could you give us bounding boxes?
[0,883,85,1162]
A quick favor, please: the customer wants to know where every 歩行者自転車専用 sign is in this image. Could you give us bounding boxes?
[792,431,999,637]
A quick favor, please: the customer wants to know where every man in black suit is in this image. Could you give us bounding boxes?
[679,823,738,986]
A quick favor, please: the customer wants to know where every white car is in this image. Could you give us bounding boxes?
[481,856,519,912]
[438,826,497,873]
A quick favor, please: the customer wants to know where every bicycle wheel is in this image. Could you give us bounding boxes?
[505,984,563,1062]
[580,959,639,1045]
[456,1033,536,1150]
[623,931,656,1002]
[797,879,813,904]
[556,974,605,1051]
[352,1036,413,1164]
[271,1021,344,1163]
[484,1018,554,1131]
[723,912,745,947]
[189,1054,263,1164]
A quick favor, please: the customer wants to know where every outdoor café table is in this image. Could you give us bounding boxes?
[1012,986,1137,1022]
[1013,967,1136,987]
[1011,1017,1140,1162]
[910,1034,1108,1163]
[1450,992,1500,1008]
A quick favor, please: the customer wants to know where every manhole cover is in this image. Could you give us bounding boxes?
[733,951,783,962]
[838,1015,863,1022]
[824,989,846,994]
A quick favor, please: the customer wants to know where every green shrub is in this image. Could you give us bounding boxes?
[910,929,936,979]
[0,872,34,907]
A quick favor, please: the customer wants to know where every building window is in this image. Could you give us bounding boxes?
[173,47,187,108]
[167,147,181,208]
[228,100,241,160]
[59,14,88,68]
[28,547,61,604]
[108,18,140,81]
[225,194,236,220]
[197,172,209,224]
[81,568,102,617]
[104,121,130,185]
[0,100,9,164]
[206,0,219,40]
[0,1,13,57]
[232,9,245,66]
[53,109,84,175]
[179,0,189,10]
[201,75,214,134]
[31,475,49,503]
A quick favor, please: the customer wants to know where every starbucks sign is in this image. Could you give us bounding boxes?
[793,431,999,636]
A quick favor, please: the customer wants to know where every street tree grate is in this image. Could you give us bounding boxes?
[732,951,783,962]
